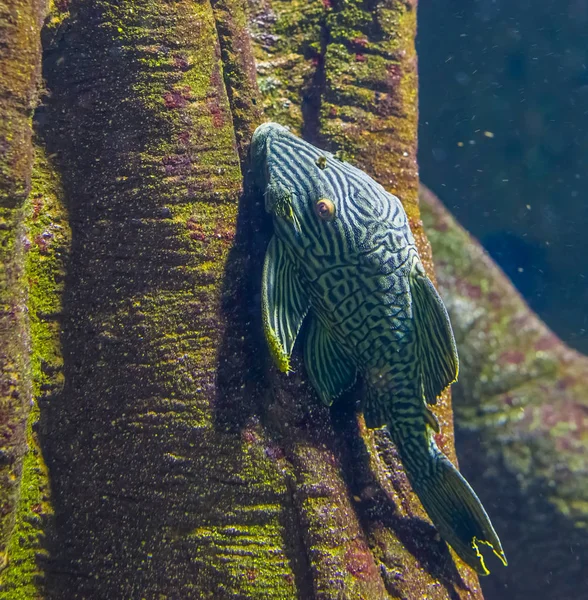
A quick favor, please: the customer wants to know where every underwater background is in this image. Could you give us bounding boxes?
[419,2,588,598]
[419,0,588,355]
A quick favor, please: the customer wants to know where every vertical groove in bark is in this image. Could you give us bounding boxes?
[299,3,328,146]
[211,0,264,162]
[0,0,46,573]
[248,1,484,597]
[248,0,327,133]
[21,0,296,597]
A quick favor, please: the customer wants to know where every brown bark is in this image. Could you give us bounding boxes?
[26,1,292,597]
[1,1,488,597]
[0,0,46,572]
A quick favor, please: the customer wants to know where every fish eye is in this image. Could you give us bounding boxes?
[314,198,336,221]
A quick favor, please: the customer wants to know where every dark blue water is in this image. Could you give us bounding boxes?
[418,0,588,354]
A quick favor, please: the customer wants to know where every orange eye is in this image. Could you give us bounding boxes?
[314,198,336,221]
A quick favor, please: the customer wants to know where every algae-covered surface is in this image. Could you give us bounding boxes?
[0,0,505,598]
[421,184,588,600]
[0,0,46,576]
[248,1,484,597]
[0,146,66,597]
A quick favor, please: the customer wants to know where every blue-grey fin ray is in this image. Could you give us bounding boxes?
[262,235,310,372]
[304,317,357,406]
[410,273,459,404]
[391,428,508,575]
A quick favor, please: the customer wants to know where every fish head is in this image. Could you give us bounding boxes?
[250,122,407,261]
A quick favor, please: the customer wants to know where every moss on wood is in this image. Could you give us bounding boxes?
[0,145,65,598]
[248,1,485,596]
[0,0,46,576]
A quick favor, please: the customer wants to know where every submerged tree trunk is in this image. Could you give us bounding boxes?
[420,184,588,600]
[0,0,46,574]
[1,1,484,598]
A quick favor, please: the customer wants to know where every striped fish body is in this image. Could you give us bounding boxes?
[250,122,507,575]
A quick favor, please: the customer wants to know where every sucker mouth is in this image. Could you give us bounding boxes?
[250,122,289,158]
[250,123,288,185]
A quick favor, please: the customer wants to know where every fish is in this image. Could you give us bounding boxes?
[249,122,507,575]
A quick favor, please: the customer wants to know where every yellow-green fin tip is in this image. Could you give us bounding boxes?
[266,329,292,373]
[472,536,508,576]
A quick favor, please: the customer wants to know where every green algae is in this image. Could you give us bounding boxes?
[0,145,68,598]
[249,0,326,132]
[0,0,47,579]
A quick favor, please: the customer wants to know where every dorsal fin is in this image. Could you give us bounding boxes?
[410,272,459,403]
[262,235,310,372]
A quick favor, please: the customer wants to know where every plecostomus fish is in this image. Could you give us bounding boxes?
[250,122,507,575]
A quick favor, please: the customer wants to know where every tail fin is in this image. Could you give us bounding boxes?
[394,431,507,575]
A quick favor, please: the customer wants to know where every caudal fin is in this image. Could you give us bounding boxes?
[397,437,507,575]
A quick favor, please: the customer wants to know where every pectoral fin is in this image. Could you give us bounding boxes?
[410,272,459,404]
[262,235,310,372]
[304,318,357,406]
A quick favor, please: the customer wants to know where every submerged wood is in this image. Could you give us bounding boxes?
[2,1,487,598]
[420,184,588,600]
[0,0,46,576]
